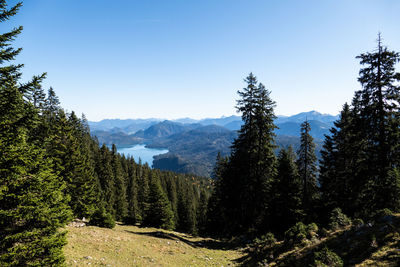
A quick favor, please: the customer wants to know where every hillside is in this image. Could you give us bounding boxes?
[240,214,400,266]
[64,214,400,267]
[64,224,243,266]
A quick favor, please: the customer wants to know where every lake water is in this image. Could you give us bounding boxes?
[118,144,168,166]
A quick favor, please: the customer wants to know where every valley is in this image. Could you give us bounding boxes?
[90,111,332,176]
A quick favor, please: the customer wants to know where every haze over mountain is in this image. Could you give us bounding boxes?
[89,111,338,136]
[89,111,336,176]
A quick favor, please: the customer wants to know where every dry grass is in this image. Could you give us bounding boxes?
[64,224,244,267]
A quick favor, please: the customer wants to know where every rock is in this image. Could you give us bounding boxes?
[84,256,93,260]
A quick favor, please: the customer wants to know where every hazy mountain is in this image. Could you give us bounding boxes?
[89,118,160,134]
[275,110,339,124]
[91,130,143,147]
[275,120,331,140]
[134,120,202,140]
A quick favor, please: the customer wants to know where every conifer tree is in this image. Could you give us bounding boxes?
[177,184,197,234]
[212,73,277,235]
[125,157,141,224]
[297,120,318,219]
[143,173,174,230]
[270,147,303,234]
[97,144,116,216]
[111,144,128,220]
[136,161,150,223]
[0,1,71,263]
[205,152,228,236]
[354,35,400,213]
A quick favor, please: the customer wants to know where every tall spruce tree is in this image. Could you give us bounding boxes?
[212,73,277,235]
[143,173,174,230]
[111,144,128,220]
[354,35,400,214]
[0,1,71,264]
[320,36,400,218]
[319,103,362,216]
[270,147,303,234]
[297,120,318,219]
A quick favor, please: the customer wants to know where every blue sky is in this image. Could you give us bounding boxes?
[6,0,400,121]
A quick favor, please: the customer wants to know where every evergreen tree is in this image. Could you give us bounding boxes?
[136,161,150,223]
[176,183,197,235]
[354,35,400,213]
[212,73,277,235]
[297,120,318,219]
[0,2,71,264]
[97,144,116,216]
[143,173,174,230]
[319,103,361,216]
[0,0,22,82]
[205,152,228,236]
[111,144,128,220]
[125,157,141,224]
[270,147,303,234]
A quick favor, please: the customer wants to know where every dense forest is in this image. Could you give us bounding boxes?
[1,1,400,266]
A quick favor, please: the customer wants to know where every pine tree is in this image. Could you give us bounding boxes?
[136,161,150,223]
[319,103,361,216]
[176,183,197,235]
[270,147,303,234]
[354,34,400,213]
[205,152,228,236]
[125,157,141,224]
[97,144,116,217]
[213,73,277,235]
[0,1,71,264]
[111,144,128,220]
[143,173,174,230]
[297,120,318,219]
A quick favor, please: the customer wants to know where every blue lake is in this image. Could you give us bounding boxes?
[118,144,168,166]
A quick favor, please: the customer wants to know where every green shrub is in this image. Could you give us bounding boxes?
[253,232,277,248]
[284,222,307,246]
[313,247,343,267]
[307,223,319,239]
[329,208,351,230]
[90,207,115,228]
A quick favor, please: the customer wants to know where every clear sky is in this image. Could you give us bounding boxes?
[6,0,400,121]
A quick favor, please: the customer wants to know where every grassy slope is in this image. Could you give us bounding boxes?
[64,224,243,267]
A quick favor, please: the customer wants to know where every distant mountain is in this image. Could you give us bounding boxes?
[89,119,160,134]
[275,110,339,124]
[91,130,143,147]
[197,115,241,127]
[275,120,331,140]
[134,120,201,140]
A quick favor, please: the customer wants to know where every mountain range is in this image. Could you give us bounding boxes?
[89,111,338,176]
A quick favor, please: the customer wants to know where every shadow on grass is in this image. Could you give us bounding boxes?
[125,230,239,251]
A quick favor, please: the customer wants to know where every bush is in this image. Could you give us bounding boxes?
[284,222,307,246]
[313,247,343,267]
[284,222,320,248]
[307,223,319,239]
[253,232,277,249]
[90,207,115,228]
[329,208,351,230]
